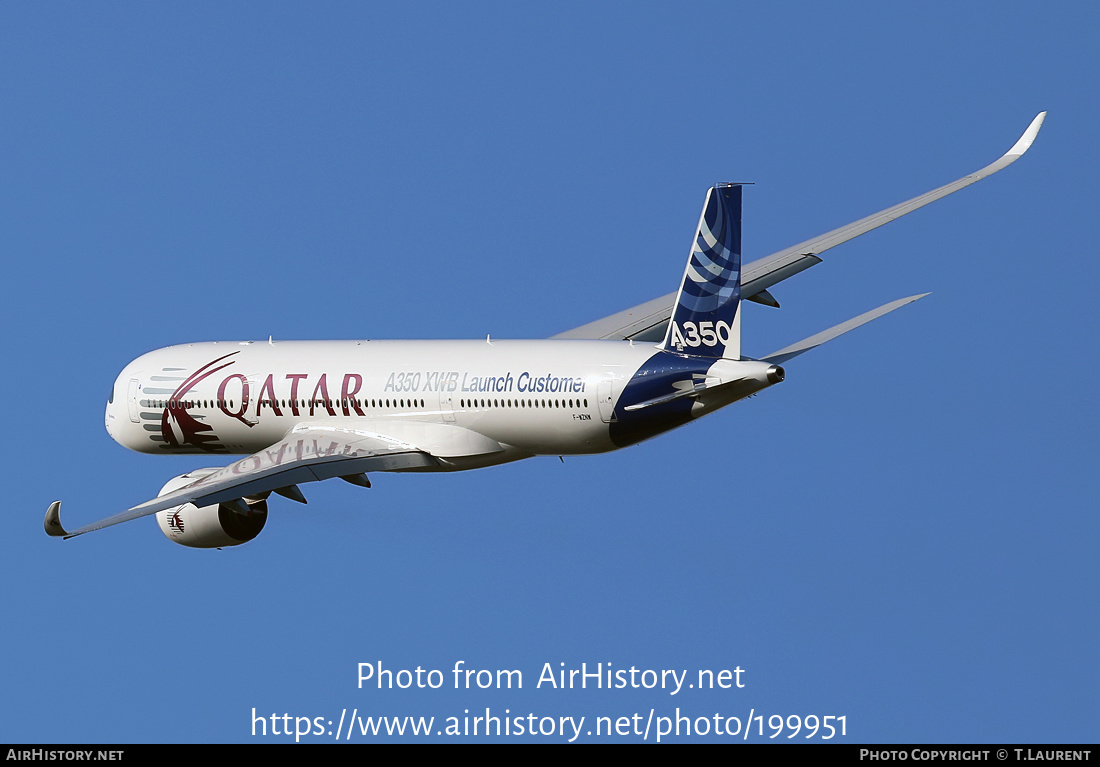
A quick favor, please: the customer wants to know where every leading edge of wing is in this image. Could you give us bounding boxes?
[553,112,1046,342]
[44,424,444,540]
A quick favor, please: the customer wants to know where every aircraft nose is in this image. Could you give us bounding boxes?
[105,383,117,437]
[104,372,133,444]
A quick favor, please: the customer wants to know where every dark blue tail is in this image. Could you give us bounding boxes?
[660,184,742,360]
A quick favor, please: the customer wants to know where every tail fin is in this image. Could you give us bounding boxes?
[660,183,742,359]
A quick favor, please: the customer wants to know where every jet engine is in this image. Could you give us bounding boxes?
[155,468,267,548]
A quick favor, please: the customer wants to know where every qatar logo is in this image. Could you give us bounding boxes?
[160,351,242,453]
[167,509,185,534]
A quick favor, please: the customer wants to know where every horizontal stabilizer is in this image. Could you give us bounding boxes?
[761,293,929,364]
[625,362,784,411]
[624,377,712,411]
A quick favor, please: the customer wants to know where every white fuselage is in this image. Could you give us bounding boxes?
[105,339,779,471]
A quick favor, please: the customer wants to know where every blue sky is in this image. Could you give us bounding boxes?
[2,2,1096,743]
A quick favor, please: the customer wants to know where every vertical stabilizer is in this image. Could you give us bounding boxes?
[661,183,742,359]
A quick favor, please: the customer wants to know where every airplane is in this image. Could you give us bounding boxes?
[44,112,1046,548]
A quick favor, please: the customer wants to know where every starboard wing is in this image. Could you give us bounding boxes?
[45,424,441,539]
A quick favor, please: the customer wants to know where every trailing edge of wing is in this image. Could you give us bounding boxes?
[761,293,929,365]
[553,112,1045,342]
[44,425,440,539]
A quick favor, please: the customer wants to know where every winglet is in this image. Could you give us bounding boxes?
[44,501,71,538]
[1006,112,1046,158]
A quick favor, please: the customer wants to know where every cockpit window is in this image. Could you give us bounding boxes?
[108,385,114,404]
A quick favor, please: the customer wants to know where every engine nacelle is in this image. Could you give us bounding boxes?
[155,469,268,549]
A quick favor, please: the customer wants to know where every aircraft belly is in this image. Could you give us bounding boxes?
[463,412,616,456]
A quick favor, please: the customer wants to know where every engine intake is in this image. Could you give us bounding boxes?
[155,469,268,549]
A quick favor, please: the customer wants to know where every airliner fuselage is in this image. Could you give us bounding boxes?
[106,339,780,467]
